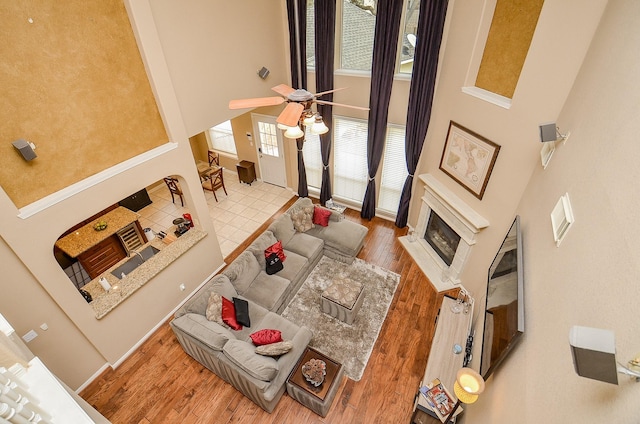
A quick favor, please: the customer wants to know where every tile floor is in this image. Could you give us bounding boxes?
[138,173,294,259]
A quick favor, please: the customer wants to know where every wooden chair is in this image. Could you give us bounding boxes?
[202,167,227,201]
[208,150,220,167]
[163,177,184,206]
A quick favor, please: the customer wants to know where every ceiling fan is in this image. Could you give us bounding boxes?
[229,84,368,137]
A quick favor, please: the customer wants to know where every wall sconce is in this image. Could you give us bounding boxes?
[539,123,570,169]
[551,193,574,247]
[12,139,37,161]
[444,367,485,422]
[569,325,640,385]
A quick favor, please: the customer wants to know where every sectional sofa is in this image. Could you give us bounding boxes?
[170,197,368,412]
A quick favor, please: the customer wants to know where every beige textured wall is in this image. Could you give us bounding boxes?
[0,1,167,208]
[469,1,640,422]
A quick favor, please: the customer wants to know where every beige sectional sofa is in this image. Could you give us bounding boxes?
[170,197,368,412]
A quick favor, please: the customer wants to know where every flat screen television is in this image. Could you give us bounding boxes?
[480,215,524,377]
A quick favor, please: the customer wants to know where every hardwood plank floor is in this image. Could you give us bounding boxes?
[80,198,452,423]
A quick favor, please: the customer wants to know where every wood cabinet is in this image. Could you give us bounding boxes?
[236,160,256,185]
[77,235,127,280]
[118,188,152,212]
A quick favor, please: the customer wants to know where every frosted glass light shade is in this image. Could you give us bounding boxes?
[277,123,290,130]
[303,114,316,126]
[284,125,304,139]
[311,116,328,135]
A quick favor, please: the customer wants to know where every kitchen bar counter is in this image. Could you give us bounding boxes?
[83,228,207,319]
[55,206,140,258]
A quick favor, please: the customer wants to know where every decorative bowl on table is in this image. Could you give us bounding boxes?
[302,358,327,387]
[93,220,108,231]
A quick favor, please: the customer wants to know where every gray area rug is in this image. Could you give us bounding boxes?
[281,256,400,381]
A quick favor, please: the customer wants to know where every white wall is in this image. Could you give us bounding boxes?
[467,0,640,422]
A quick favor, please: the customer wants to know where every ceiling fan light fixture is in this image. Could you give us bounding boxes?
[303,113,316,127]
[284,125,304,139]
[277,122,290,130]
[311,116,329,135]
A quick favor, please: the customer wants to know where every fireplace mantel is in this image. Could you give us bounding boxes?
[400,174,489,292]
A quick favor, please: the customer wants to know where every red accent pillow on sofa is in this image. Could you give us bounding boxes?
[250,329,283,346]
[221,297,242,330]
[313,206,331,227]
[265,240,286,262]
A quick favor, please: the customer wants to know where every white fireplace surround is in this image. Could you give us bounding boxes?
[400,174,489,292]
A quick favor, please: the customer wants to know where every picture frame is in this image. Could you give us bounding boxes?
[439,121,500,200]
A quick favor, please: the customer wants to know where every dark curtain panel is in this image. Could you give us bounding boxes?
[360,0,404,219]
[287,0,308,197]
[395,0,449,228]
[315,0,336,205]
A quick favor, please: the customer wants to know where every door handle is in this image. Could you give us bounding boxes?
[258,147,262,153]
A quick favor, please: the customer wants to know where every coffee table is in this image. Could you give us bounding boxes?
[286,347,344,417]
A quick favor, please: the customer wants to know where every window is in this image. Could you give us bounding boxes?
[341,0,377,71]
[378,125,408,213]
[257,121,279,157]
[399,0,420,74]
[333,117,369,202]
[207,120,237,156]
[306,0,315,68]
[303,130,323,189]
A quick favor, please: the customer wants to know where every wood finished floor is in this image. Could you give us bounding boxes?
[80,198,451,423]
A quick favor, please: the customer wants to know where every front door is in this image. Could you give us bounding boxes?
[252,114,287,187]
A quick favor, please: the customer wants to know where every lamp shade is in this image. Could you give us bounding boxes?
[311,116,329,135]
[284,125,304,139]
[277,123,290,130]
[303,114,316,127]
[453,368,485,405]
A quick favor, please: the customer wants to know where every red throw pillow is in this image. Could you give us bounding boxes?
[221,297,242,330]
[313,206,331,227]
[265,240,286,262]
[250,329,283,346]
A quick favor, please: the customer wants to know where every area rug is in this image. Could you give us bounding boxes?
[281,256,400,381]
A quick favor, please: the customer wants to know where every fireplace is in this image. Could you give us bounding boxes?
[400,174,489,292]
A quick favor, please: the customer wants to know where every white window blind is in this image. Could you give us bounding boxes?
[207,120,237,155]
[378,125,408,213]
[333,117,369,203]
[303,130,322,189]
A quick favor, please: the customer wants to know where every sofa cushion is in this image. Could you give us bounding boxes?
[205,292,228,329]
[223,339,278,382]
[313,205,332,227]
[283,232,324,261]
[268,214,296,245]
[289,205,315,232]
[222,297,242,330]
[250,329,282,346]
[223,251,262,294]
[241,272,290,312]
[276,250,309,286]
[177,274,238,318]
[255,341,293,357]
[246,231,278,269]
[306,220,368,257]
[172,313,234,351]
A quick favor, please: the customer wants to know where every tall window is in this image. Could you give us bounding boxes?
[333,117,369,202]
[341,0,377,71]
[303,130,322,189]
[306,0,315,68]
[399,0,420,74]
[378,125,408,213]
[207,120,237,156]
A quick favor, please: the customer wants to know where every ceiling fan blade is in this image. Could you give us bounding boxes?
[313,87,348,97]
[315,100,370,111]
[229,97,285,109]
[271,84,296,97]
[277,103,304,127]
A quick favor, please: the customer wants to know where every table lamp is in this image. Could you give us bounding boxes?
[445,367,485,423]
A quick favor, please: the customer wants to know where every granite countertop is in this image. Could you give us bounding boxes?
[55,207,141,258]
[83,228,207,319]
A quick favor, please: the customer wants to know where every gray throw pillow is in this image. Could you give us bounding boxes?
[255,340,293,357]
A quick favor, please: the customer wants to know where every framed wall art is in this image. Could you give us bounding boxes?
[439,121,500,200]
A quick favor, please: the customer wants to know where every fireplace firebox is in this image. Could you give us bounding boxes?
[425,212,461,267]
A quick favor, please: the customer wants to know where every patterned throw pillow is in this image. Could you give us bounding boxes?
[255,340,294,357]
[205,292,229,329]
[290,205,315,232]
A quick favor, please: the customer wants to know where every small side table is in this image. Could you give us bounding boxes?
[286,347,344,417]
[236,160,256,185]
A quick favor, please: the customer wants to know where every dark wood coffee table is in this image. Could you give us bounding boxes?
[286,347,344,417]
